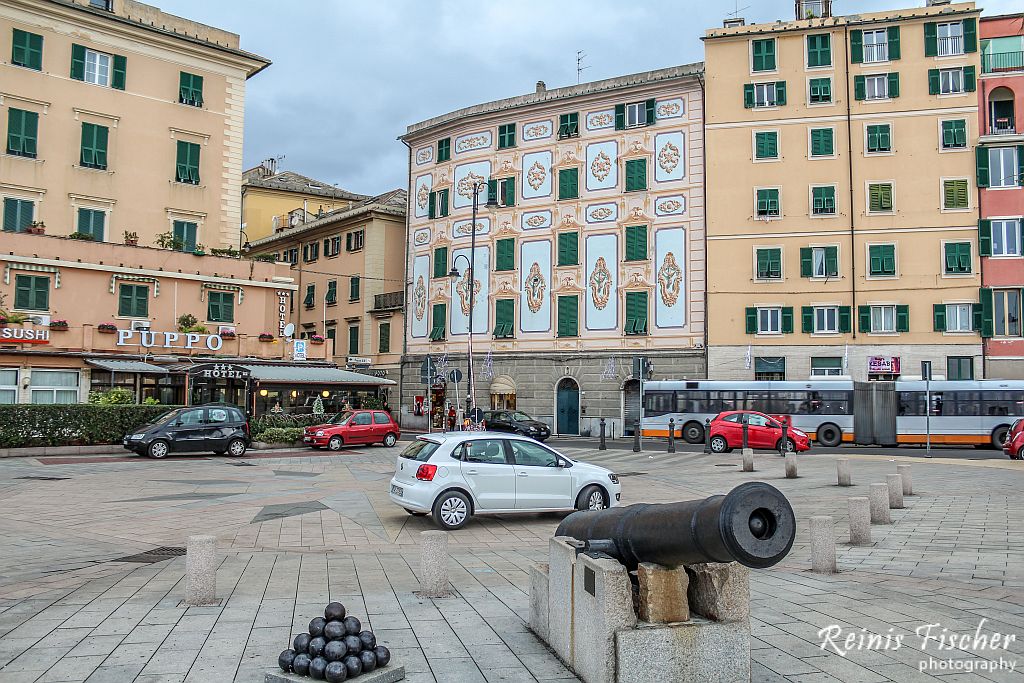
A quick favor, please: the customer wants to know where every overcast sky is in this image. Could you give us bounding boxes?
[155,0,1018,195]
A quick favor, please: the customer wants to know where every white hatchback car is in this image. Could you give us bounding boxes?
[388,432,621,530]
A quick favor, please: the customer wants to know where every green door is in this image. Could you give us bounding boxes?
[556,378,580,435]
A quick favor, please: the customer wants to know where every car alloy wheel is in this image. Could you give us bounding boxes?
[709,435,728,453]
[777,438,796,453]
[383,433,397,448]
[148,440,169,459]
[587,489,606,510]
[328,436,343,451]
[437,495,468,529]
[576,485,607,511]
[1017,446,1024,461]
[227,438,246,457]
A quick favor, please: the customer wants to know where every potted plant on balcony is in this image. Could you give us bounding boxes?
[310,334,325,345]
[155,231,184,251]
[219,329,237,340]
[97,323,118,333]
[67,232,95,241]
[49,319,69,331]
[123,231,139,246]
[258,333,275,342]
[25,221,46,235]
[192,244,206,256]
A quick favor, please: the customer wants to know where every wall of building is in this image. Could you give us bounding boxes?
[242,186,359,243]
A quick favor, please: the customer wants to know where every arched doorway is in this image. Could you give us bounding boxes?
[623,378,640,436]
[988,86,1015,134]
[556,378,580,435]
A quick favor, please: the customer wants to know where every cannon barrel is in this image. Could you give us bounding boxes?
[555,482,796,570]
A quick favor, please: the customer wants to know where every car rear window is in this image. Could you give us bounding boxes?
[373,412,391,425]
[400,439,439,462]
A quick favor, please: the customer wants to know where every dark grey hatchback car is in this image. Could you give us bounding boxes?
[123,405,250,458]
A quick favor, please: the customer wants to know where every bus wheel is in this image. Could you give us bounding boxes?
[992,425,1010,450]
[816,423,842,448]
[682,421,705,444]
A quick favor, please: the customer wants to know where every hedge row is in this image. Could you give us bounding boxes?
[0,404,180,448]
[253,427,304,444]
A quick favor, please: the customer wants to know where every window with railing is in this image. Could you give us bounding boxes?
[937,23,964,57]
[988,90,1016,135]
[863,30,889,63]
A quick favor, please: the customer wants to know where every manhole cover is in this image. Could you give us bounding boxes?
[113,546,186,563]
[16,476,70,481]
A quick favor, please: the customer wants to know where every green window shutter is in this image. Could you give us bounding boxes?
[839,306,852,333]
[963,65,976,92]
[350,276,360,300]
[494,299,514,338]
[743,84,755,108]
[928,69,940,95]
[625,159,647,191]
[801,306,814,333]
[80,123,108,169]
[111,54,126,90]
[558,168,578,200]
[811,129,833,156]
[976,147,989,187]
[77,208,105,241]
[979,220,992,256]
[645,98,656,125]
[933,304,947,332]
[496,238,515,271]
[781,307,794,334]
[625,291,648,335]
[557,232,578,266]
[12,29,44,70]
[15,275,48,311]
[1018,145,1024,187]
[964,18,977,53]
[175,141,200,184]
[614,103,625,130]
[325,280,336,304]
[850,30,863,63]
[172,220,197,252]
[303,284,314,308]
[557,296,578,337]
[379,322,391,353]
[3,198,33,232]
[799,247,812,277]
[433,247,447,279]
[745,307,757,334]
[70,43,86,80]
[438,189,448,217]
[503,177,515,206]
[752,39,775,71]
[887,72,899,98]
[497,123,515,149]
[427,191,436,219]
[895,305,909,333]
[941,120,954,147]
[7,108,39,158]
[775,81,787,106]
[825,246,838,275]
[924,22,937,57]
[437,138,450,162]
[854,76,866,101]
[887,26,901,60]
[348,326,359,354]
[487,179,498,205]
[625,226,647,261]
[979,288,993,337]
[755,131,777,159]
[858,306,871,333]
[807,34,831,67]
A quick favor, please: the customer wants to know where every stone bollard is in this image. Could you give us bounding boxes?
[419,530,450,598]
[785,453,798,478]
[868,483,892,524]
[886,474,905,509]
[185,535,217,606]
[897,464,912,495]
[848,497,871,546]
[742,451,754,472]
[667,418,676,453]
[837,458,851,486]
[809,516,837,574]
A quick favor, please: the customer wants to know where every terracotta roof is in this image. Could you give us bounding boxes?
[243,169,368,202]
[247,189,407,248]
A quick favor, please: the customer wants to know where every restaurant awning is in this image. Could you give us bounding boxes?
[86,358,169,374]
[240,364,395,386]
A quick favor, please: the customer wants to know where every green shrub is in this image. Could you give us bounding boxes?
[253,427,303,444]
[87,388,135,405]
[252,413,328,433]
[0,404,182,448]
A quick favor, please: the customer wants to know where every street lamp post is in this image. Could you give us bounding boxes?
[449,179,498,424]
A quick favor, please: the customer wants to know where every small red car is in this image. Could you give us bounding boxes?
[708,410,811,454]
[1003,419,1023,460]
[303,410,400,450]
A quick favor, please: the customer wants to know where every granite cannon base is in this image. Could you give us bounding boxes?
[265,664,405,683]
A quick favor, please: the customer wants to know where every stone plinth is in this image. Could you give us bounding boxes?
[265,665,406,683]
[637,563,689,623]
[616,618,750,683]
[419,530,450,598]
[185,535,217,606]
[809,516,837,574]
[848,497,871,546]
[837,459,851,486]
[529,563,549,642]
[547,537,577,666]
[572,552,636,683]
[685,562,750,623]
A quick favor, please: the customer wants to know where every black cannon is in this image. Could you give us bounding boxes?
[555,481,795,570]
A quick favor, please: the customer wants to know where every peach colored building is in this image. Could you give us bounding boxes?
[978,14,1024,378]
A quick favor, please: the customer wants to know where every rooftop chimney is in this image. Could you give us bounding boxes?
[723,17,745,27]
[536,81,546,93]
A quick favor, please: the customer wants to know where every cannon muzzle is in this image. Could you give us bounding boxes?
[555,482,795,570]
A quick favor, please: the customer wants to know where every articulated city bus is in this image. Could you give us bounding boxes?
[641,380,1024,449]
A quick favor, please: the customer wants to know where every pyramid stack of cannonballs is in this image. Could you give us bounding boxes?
[278,602,391,682]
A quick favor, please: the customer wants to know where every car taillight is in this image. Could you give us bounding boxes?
[415,464,437,481]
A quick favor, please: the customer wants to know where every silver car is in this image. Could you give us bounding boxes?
[388,432,622,530]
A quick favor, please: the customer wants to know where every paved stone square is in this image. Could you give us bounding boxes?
[0,443,1022,682]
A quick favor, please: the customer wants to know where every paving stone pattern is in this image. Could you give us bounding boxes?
[0,446,1021,682]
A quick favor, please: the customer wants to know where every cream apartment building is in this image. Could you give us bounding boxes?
[705,0,983,381]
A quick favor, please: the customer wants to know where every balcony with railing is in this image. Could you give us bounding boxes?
[986,91,1018,137]
[937,35,964,57]
[370,290,404,313]
[983,51,1024,74]
[863,43,889,63]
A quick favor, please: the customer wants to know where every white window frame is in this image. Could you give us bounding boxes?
[84,49,111,87]
[863,121,894,156]
[807,126,836,159]
[757,307,782,335]
[939,68,964,95]
[806,76,833,106]
[0,368,18,404]
[810,358,844,377]
[870,305,897,334]
[940,177,971,212]
[862,29,889,63]
[865,181,895,215]
[937,118,968,153]
[937,22,964,57]
[811,246,831,277]
[810,184,837,217]
[994,289,1022,337]
[945,303,973,333]
[864,74,888,101]
[813,306,839,334]
[625,102,645,128]
[754,186,782,219]
[29,369,80,404]
[991,218,1022,257]
[752,129,781,163]
[753,82,778,108]
[989,147,1019,189]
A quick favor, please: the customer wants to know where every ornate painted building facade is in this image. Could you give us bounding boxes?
[399,66,705,436]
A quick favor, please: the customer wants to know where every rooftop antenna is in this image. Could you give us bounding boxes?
[576,50,590,84]
[727,0,750,20]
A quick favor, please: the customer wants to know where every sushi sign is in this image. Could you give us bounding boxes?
[0,327,49,344]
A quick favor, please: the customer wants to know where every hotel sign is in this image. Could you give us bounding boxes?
[276,290,290,337]
[0,327,49,344]
[188,363,251,380]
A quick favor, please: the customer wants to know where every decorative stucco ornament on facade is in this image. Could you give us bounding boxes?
[657,102,681,118]
[657,199,683,214]
[455,222,486,236]
[589,257,612,310]
[457,172,485,199]
[525,214,547,227]
[456,269,481,316]
[456,135,489,153]
[658,252,683,307]
[417,183,429,210]
[527,161,546,190]
[414,276,427,321]
[525,263,547,313]
[590,151,612,182]
[589,206,614,221]
[658,141,681,174]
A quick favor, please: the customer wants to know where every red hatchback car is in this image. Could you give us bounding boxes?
[304,410,400,450]
[708,410,811,454]
[1002,419,1023,460]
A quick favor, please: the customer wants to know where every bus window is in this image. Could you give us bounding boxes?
[898,392,923,416]
[949,392,979,416]
[813,391,851,415]
[644,391,675,417]
[679,390,709,414]
[982,391,1022,417]
[930,393,943,417]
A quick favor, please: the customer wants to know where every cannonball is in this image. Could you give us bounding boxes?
[278,649,297,672]
[293,633,311,654]
[342,616,361,636]
[342,654,362,678]
[359,649,377,673]
[309,656,328,680]
[373,645,391,667]
[325,601,346,621]
[324,639,347,662]
[323,620,346,641]
[343,634,362,654]
[309,616,327,637]
[358,630,376,651]
[292,653,312,676]
[308,636,327,658]
[324,660,348,683]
